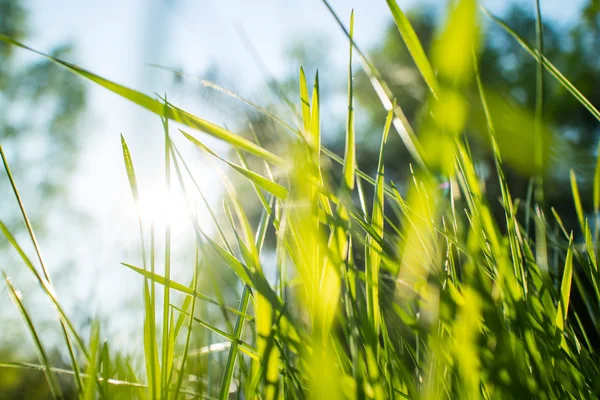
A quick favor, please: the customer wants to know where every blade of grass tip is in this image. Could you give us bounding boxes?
[300,66,312,135]
[173,242,201,398]
[480,7,600,123]
[0,146,85,392]
[385,0,439,97]
[161,106,172,400]
[219,286,251,400]
[0,36,284,166]
[343,10,356,192]
[84,322,100,400]
[320,0,427,169]
[121,134,159,398]
[3,272,63,399]
[570,169,585,235]
[120,134,148,267]
[311,70,322,160]
[556,235,574,337]
[121,263,252,319]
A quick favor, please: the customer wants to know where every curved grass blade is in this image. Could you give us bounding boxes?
[0,35,284,166]
[0,146,85,392]
[3,272,63,399]
[570,169,585,235]
[181,130,288,200]
[120,263,251,320]
[385,0,439,97]
[481,7,600,123]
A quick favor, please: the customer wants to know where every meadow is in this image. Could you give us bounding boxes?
[1,0,599,398]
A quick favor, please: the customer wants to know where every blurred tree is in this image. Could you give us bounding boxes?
[1,0,86,396]
[1,0,87,224]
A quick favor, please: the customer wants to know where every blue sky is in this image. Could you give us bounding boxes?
[7,0,587,341]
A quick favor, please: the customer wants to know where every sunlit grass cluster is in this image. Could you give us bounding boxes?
[1,0,600,398]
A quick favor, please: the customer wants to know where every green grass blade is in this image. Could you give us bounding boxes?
[300,66,311,135]
[161,113,172,400]
[481,7,600,123]
[0,146,85,392]
[84,322,100,400]
[342,10,356,191]
[0,35,284,166]
[385,0,439,97]
[556,235,574,336]
[173,245,201,398]
[366,109,393,336]
[3,272,63,399]
[219,286,251,400]
[181,130,288,200]
[320,0,426,168]
[121,263,251,319]
[570,169,585,235]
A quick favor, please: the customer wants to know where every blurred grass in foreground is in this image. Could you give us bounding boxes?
[1,0,600,398]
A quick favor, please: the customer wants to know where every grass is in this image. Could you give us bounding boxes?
[1,0,600,398]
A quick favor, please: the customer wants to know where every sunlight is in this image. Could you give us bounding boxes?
[137,183,190,228]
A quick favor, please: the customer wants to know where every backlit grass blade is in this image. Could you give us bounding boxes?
[84,322,100,400]
[570,169,585,235]
[300,66,311,135]
[481,7,600,123]
[0,146,85,392]
[366,109,393,337]
[594,141,600,241]
[385,0,439,97]
[3,272,63,399]
[342,10,356,191]
[556,235,574,335]
[121,263,250,319]
[0,35,284,166]
[171,306,258,360]
[219,286,251,400]
[320,0,426,168]
[181,129,288,200]
[160,112,172,400]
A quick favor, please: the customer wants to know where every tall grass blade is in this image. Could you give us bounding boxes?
[385,0,439,97]
[342,10,356,191]
[3,273,63,399]
[0,35,284,166]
